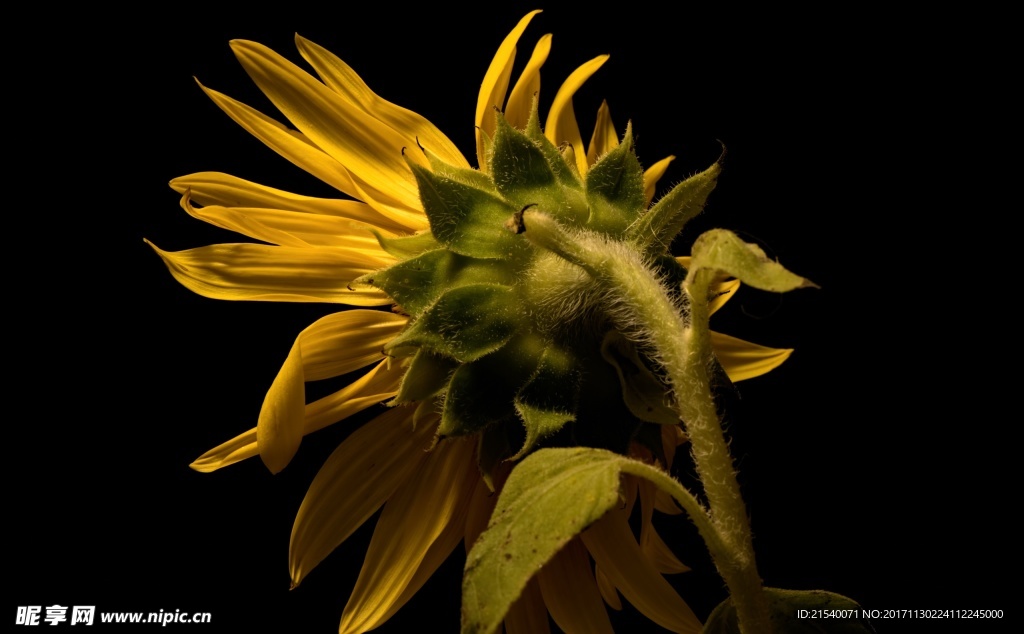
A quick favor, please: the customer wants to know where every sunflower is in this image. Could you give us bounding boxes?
[150,11,792,633]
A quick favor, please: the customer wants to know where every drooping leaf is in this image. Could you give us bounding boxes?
[600,331,679,425]
[689,229,817,293]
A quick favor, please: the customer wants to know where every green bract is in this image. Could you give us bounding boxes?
[358,106,724,481]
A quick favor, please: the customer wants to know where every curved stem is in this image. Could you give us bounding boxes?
[521,211,772,633]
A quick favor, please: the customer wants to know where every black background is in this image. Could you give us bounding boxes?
[14,2,1011,632]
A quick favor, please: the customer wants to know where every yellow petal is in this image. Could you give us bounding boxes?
[581,511,702,633]
[594,564,622,610]
[170,171,407,233]
[197,81,361,200]
[538,539,614,634]
[711,331,794,382]
[709,278,741,315]
[339,437,477,633]
[303,359,404,432]
[638,479,689,574]
[190,359,402,472]
[643,155,675,207]
[289,407,435,586]
[504,577,550,634]
[464,462,508,551]
[476,10,542,169]
[544,55,609,176]
[586,100,618,167]
[295,34,469,169]
[256,339,305,474]
[230,40,427,213]
[299,311,407,381]
[146,240,391,305]
[178,190,395,253]
[505,33,552,130]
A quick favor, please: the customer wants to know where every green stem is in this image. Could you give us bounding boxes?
[522,211,771,634]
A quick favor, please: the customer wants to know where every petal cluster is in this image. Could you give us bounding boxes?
[151,11,794,633]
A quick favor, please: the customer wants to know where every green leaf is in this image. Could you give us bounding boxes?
[410,163,523,259]
[386,284,523,362]
[704,588,872,634]
[357,249,513,317]
[585,122,645,234]
[512,346,581,458]
[462,448,628,634]
[627,160,721,255]
[690,229,818,292]
[600,331,679,425]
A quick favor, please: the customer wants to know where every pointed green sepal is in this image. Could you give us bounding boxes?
[410,162,523,260]
[585,122,645,234]
[689,229,818,292]
[369,228,440,259]
[600,331,679,425]
[355,249,513,317]
[526,99,583,190]
[511,346,581,459]
[490,114,556,202]
[423,147,499,193]
[439,342,538,438]
[627,160,721,254]
[393,349,459,404]
[386,283,522,362]
[704,588,871,634]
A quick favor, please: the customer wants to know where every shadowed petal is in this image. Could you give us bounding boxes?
[504,577,551,634]
[544,55,609,176]
[289,407,436,586]
[586,100,618,166]
[537,539,614,634]
[339,437,477,633]
[581,510,702,633]
[711,331,793,382]
[638,479,689,574]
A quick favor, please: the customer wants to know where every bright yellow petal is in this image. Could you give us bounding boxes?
[289,407,436,586]
[476,10,542,169]
[505,33,552,130]
[295,34,469,169]
[643,155,675,207]
[146,240,391,305]
[230,40,427,213]
[504,577,550,634]
[256,338,305,474]
[544,55,609,176]
[339,437,477,633]
[711,331,794,382]
[538,539,614,634]
[586,100,618,167]
[581,510,702,633]
[170,172,407,232]
[178,190,395,253]
[197,81,361,199]
[190,359,403,473]
[299,311,407,381]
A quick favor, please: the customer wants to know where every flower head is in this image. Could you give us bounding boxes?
[151,11,793,633]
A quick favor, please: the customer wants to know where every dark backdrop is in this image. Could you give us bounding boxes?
[14,3,1010,632]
